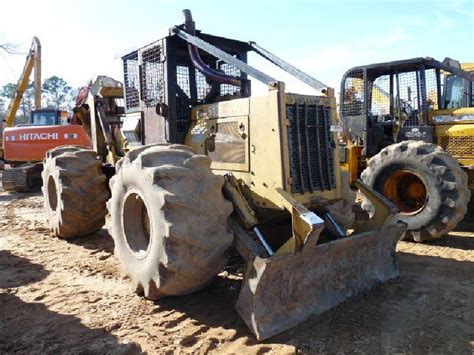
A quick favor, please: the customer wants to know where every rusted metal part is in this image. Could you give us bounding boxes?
[353,179,398,233]
[275,188,325,254]
[235,218,405,340]
[234,181,406,340]
[229,218,266,262]
[226,176,327,256]
[223,175,258,229]
[224,175,276,256]
[323,211,347,239]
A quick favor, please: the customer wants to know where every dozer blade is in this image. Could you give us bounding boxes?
[235,219,405,340]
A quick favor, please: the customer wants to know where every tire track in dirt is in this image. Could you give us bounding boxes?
[1,191,473,353]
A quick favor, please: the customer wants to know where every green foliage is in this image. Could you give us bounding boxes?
[0,76,74,114]
[21,82,36,115]
[66,87,80,111]
[42,76,72,109]
[1,83,17,99]
[0,81,36,115]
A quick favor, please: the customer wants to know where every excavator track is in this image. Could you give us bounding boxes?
[2,163,43,192]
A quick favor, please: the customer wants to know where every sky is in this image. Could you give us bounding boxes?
[0,0,473,97]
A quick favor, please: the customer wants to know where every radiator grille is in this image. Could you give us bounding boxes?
[287,103,336,193]
[438,136,474,156]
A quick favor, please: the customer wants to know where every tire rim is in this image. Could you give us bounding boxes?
[382,170,428,215]
[123,191,151,259]
[47,176,58,211]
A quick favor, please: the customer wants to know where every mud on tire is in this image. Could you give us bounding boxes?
[108,144,233,299]
[361,141,470,241]
[42,146,109,238]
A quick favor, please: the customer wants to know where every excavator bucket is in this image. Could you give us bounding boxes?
[233,181,407,340]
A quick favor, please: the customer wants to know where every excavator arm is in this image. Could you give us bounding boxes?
[4,37,41,128]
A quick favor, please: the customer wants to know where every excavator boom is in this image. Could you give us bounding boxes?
[4,37,41,128]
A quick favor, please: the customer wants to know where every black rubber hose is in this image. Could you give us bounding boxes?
[182,9,242,87]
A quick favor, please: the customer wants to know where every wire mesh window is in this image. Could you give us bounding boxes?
[370,75,391,116]
[425,69,439,109]
[370,68,439,127]
[140,44,165,107]
[193,60,241,101]
[218,61,241,96]
[177,66,191,98]
[176,65,192,136]
[341,69,365,116]
[195,69,211,101]
[395,71,420,126]
[123,52,140,110]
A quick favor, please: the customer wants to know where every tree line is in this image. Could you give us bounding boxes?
[0,76,78,116]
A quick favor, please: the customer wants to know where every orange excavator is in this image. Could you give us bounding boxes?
[1,37,91,192]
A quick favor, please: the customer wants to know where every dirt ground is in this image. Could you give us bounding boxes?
[1,187,473,354]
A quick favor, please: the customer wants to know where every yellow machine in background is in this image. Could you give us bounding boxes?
[340,57,473,242]
[431,62,474,187]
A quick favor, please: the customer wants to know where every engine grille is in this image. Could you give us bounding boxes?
[438,136,474,156]
[287,103,336,193]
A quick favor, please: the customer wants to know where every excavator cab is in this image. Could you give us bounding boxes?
[29,109,69,126]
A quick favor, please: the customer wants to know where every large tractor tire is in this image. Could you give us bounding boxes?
[108,144,233,299]
[361,141,470,242]
[42,146,109,238]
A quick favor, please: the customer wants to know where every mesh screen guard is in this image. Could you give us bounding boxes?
[341,66,441,127]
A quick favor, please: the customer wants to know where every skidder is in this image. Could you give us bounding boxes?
[42,10,406,339]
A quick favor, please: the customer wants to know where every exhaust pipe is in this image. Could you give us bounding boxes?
[182,9,242,87]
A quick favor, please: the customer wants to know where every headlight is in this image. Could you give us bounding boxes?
[433,114,474,123]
